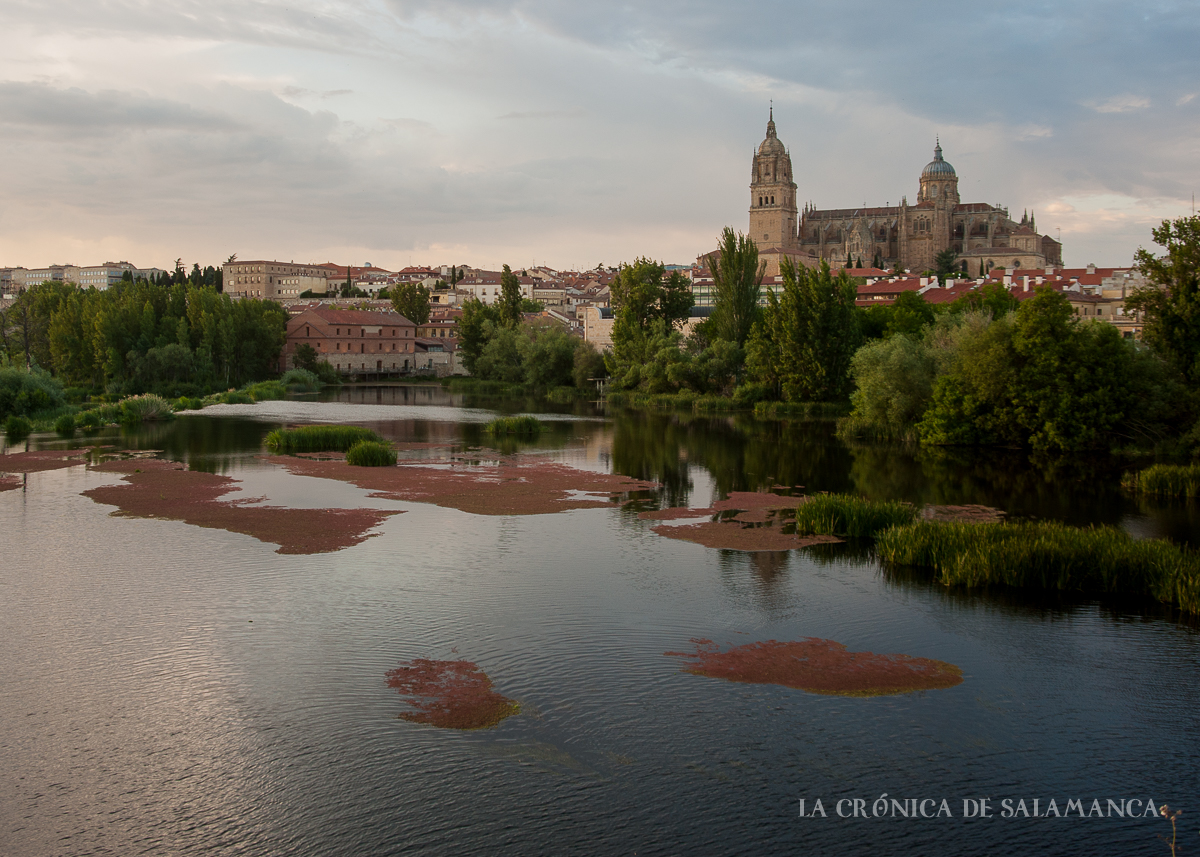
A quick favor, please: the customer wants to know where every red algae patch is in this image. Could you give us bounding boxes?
[652,521,841,552]
[275,456,657,516]
[83,459,402,554]
[0,447,93,473]
[386,659,519,730]
[0,474,21,492]
[922,504,1006,523]
[666,638,964,697]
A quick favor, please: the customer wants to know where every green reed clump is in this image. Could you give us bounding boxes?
[54,413,77,436]
[876,520,1200,614]
[1122,463,1200,498]
[118,393,175,424]
[265,424,384,453]
[794,493,918,538]
[345,440,397,467]
[484,415,543,435]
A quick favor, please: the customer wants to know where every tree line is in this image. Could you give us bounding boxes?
[1,277,287,397]
[603,217,1200,454]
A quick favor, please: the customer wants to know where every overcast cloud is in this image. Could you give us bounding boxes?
[0,0,1195,270]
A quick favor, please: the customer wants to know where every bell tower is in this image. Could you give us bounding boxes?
[749,107,798,250]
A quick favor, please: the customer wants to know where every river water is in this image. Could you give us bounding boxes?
[2,385,1197,856]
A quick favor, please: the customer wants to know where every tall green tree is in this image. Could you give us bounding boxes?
[709,227,765,346]
[933,248,960,280]
[457,298,498,375]
[499,264,523,327]
[1126,215,1200,384]
[745,259,860,402]
[606,258,695,388]
[390,282,431,325]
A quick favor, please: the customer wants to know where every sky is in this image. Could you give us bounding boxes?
[0,0,1196,272]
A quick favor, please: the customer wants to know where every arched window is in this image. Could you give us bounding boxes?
[771,196,775,204]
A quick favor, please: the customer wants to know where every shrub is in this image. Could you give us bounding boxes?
[4,414,33,439]
[0,366,66,420]
[265,425,384,453]
[75,408,106,430]
[314,361,342,386]
[174,397,204,412]
[794,493,918,538]
[55,413,77,436]
[876,520,1200,614]
[484,415,542,435]
[345,440,397,467]
[118,393,175,424]
[1122,463,1200,498]
[281,368,321,393]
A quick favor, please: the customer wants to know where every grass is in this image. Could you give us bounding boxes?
[1122,463,1200,498]
[54,413,76,436]
[754,401,851,419]
[876,520,1200,614]
[345,440,398,467]
[265,425,385,453]
[484,415,542,435]
[793,493,918,538]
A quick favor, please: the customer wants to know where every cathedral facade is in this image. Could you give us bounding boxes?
[748,112,1062,275]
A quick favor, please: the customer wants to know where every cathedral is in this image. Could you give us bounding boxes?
[748,110,1062,276]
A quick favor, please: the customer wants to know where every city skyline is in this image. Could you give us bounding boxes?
[0,1,1195,272]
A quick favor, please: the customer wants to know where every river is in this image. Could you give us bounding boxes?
[1,385,1196,855]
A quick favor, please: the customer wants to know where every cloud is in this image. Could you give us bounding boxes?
[280,86,354,99]
[1085,95,1151,113]
[498,109,585,120]
[0,0,1197,270]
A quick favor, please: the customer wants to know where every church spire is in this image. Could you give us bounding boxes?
[766,103,776,139]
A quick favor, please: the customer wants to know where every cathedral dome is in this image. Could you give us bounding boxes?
[921,142,956,178]
[758,109,786,156]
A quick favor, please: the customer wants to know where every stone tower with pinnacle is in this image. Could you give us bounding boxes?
[749,106,798,251]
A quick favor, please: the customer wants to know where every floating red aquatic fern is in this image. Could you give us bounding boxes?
[276,456,657,516]
[666,637,963,697]
[83,459,402,554]
[0,448,93,473]
[386,659,519,729]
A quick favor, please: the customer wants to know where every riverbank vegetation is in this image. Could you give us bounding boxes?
[877,520,1200,614]
[1122,463,1200,497]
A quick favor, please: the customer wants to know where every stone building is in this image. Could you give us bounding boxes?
[749,113,1063,274]
[224,261,333,299]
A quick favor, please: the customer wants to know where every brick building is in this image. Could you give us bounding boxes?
[283,306,418,376]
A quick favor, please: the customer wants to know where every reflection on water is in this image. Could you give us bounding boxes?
[2,387,1200,856]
